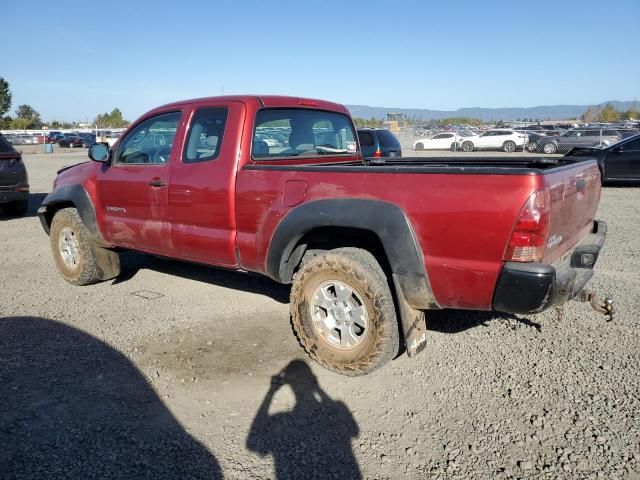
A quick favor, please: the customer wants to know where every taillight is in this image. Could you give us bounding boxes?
[504,188,551,262]
[373,148,382,158]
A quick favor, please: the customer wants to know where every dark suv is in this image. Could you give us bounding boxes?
[0,134,29,216]
[357,128,402,157]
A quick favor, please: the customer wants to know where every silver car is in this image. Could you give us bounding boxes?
[536,128,621,154]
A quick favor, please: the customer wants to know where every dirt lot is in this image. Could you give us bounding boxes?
[1,151,639,479]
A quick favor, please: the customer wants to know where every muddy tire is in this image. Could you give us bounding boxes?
[1,199,28,217]
[50,207,108,286]
[290,247,399,376]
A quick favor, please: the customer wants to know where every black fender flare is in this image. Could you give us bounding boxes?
[266,199,438,310]
[38,185,104,245]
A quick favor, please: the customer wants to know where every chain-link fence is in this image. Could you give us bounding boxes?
[399,123,640,156]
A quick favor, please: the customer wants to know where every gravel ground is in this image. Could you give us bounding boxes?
[1,152,638,479]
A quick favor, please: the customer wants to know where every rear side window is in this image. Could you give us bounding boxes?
[358,131,375,147]
[183,107,229,163]
[378,130,400,147]
[252,108,357,159]
[0,134,16,153]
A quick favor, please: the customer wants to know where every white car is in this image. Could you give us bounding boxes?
[413,131,462,151]
[458,129,528,153]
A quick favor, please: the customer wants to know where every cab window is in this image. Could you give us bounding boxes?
[116,112,181,165]
[183,107,229,163]
[252,108,357,159]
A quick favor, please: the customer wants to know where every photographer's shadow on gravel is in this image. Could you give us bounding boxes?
[247,360,362,480]
[113,253,290,304]
[0,316,223,479]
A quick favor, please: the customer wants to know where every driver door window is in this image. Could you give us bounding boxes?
[116,112,181,165]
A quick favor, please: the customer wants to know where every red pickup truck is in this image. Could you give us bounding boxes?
[39,95,609,375]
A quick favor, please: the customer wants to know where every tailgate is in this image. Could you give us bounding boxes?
[542,160,601,264]
[0,152,23,187]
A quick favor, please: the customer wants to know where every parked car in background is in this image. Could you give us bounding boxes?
[565,134,640,183]
[106,131,123,147]
[78,133,96,148]
[358,128,402,157]
[535,128,622,154]
[0,134,29,216]
[3,134,19,145]
[459,129,527,152]
[46,131,64,143]
[615,129,640,139]
[413,131,460,151]
[58,134,84,148]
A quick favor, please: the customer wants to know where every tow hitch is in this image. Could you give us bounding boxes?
[577,290,614,321]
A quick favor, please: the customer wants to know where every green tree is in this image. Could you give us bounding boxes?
[0,77,11,117]
[12,104,42,129]
[598,103,619,122]
[93,108,130,128]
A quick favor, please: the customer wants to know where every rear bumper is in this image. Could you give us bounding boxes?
[493,220,606,314]
[0,187,29,204]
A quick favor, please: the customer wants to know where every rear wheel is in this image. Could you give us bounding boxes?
[290,247,399,376]
[503,141,516,152]
[414,143,424,151]
[543,142,557,154]
[50,207,118,285]
[462,141,474,152]
[1,199,28,217]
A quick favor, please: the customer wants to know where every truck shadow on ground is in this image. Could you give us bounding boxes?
[114,252,542,331]
[113,253,291,304]
[427,309,542,333]
[0,192,47,220]
[0,316,223,479]
[247,360,362,480]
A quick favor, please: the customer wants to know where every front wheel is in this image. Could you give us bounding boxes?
[50,207,119,285]
[503,141,516,152]
[462,141,474,152]
[414,143,424,151]
[290,247,400,376]
[542,142,557,154]
[527,142,538,152]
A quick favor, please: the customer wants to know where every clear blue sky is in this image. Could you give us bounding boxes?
[3,0,639,122]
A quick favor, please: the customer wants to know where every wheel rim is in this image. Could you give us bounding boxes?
[544,144,555,154]
[463,142,473,152]
[310,280,369,350]
[528,142,537,152]
[505,142,515,152]
[58,227,80,269]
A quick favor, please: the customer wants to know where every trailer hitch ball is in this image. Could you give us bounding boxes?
[577,289,614,322]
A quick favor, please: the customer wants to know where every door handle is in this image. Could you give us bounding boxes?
[148,179,167,188]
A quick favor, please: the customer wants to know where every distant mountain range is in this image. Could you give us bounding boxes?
[346,100,637,122]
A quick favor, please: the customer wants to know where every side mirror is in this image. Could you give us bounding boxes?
[89,142,110,163]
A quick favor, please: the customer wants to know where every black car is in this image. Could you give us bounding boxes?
[58,134,84,148]
[564,134,640,184]
[78,133,97,147]
[357,128,402,158]
[0,134,29,216]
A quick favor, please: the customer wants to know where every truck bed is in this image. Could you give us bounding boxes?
[245,156,587,174]
[238,157,601,310]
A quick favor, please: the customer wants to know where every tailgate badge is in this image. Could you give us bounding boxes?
[547,234,562,248]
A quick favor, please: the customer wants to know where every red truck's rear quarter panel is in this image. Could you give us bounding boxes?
[235,168,542,310]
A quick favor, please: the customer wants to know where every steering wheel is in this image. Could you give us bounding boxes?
[152,146,171,164]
